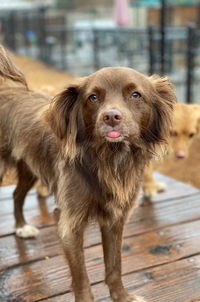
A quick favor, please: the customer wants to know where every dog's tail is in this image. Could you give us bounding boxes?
[0,45,28,89]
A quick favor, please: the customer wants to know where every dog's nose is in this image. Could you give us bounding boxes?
[176,150,186,158]
[103,109,122,126]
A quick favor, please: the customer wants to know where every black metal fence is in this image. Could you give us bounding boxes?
[0,8,199,104]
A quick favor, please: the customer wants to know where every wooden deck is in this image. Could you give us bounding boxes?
[1,173,200,302]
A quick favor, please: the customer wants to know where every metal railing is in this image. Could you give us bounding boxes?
[0,9,199,103]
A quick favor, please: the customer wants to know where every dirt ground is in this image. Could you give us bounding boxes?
[1,52,200,189]
[11,52,77,94]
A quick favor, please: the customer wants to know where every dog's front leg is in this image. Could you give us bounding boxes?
[58,212,94,302]
[101,221,146,302]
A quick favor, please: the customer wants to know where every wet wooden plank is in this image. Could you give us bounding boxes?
[0,194,54,215]
[45,255,200,302]
[1,219,200,301]
[0,226,61,270]
[0,172,199,237]
[2,188,200,270]
[0,185,37,201]
[2,190,200,270]
[1,174,200,302]
[144,172,200,202]
[0,211,54,238]
[131,193,200,235]
[1,186,200,238]
[0,196,55,237]
[0,185,21,200]
[0,172,198,206]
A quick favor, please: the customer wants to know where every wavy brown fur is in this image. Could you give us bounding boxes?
[0,46,176,302]
[0,45,28,89]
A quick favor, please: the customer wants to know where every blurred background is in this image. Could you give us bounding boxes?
[0,0,200,103]
[1,0,200,189]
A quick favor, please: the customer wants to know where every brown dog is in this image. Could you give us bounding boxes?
[143,103,200,197]
[0,46,176,302]
[170,103,200,158]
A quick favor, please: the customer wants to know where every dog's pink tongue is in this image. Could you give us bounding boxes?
[106,131,121,138]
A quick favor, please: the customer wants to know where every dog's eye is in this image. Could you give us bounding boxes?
[131,91,141,99]
[88,94,98,103]
[170,131,178,137]
[189,133,195,138]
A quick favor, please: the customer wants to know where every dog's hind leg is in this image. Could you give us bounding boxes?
[14,160,39,238]
[0,160,5,183]
[0,150,8,183]
[142,162,166,200]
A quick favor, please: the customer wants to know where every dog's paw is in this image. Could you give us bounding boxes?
[130,295,147,302]
[155,181,167,193]
[36,184,49,198]
[143,181,166,197]
[16,224,39,238]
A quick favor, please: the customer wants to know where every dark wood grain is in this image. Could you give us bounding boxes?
[150,172,199,202]
[2,192,200,270]
[0,195,55,237]
[1,173,200,302]
[1,186,200,238]
[0,173,199,237]
[44,255,200,302]
[1,219,200,301]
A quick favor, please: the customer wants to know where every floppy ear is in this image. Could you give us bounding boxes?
[47,85,85,160]
[144,76,177,146]
[191,105,200,135]
[196,116,200,135]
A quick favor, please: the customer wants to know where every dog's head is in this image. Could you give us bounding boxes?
[170,103,200,159]
[47,67,176,160]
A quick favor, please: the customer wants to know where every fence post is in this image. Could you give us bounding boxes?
[38,7,47,61]
[160,0,167,75]
[8,12,17,51]
[186,24,195,104]
[148,25,154,75]
[93,29,99,71]
[60,17,67,70]
[3,17,10,48]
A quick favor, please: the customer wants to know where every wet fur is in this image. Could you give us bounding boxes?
[0,46,176,302]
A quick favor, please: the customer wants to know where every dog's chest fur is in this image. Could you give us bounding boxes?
[69,145,145,224]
